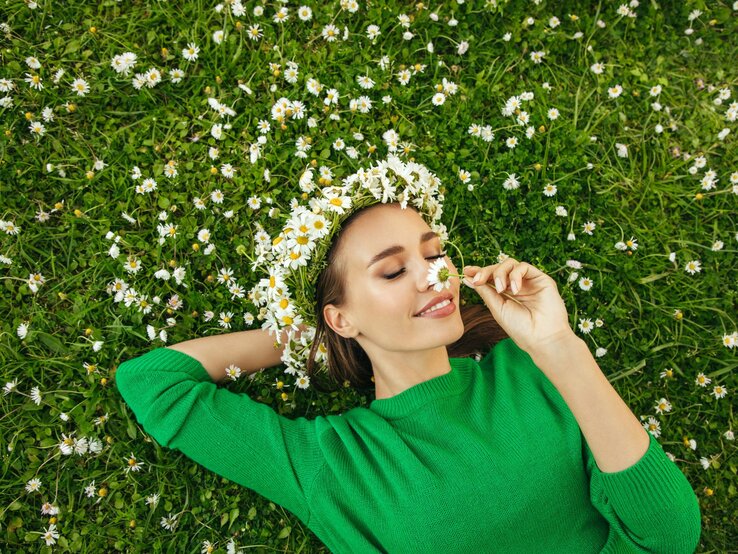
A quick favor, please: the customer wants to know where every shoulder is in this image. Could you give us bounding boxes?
[475,337,560,394]
[478,337,534,369]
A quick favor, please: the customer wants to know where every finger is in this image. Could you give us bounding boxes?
[462,265,479,287]
[463,265,482,278]
[492,258,519,293]
[469,272,505,316]
[463,265,491,286]
[509,261,548,294]
[507,262,532,295]
[470,265,496,286]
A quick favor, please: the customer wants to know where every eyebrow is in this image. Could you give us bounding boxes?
[366,231,440,269]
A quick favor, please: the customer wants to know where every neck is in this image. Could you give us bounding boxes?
[370,346,452,401]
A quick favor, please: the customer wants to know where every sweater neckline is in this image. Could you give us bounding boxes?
[368,356,476,419]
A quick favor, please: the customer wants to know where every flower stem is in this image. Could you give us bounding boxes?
[442,238,466,279]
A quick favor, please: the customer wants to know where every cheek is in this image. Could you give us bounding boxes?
[366,283,410,318]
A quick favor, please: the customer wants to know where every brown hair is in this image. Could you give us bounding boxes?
[305,204,509,395]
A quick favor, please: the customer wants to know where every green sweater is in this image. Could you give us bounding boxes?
[116,337,701,553]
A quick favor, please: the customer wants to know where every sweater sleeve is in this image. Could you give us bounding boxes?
[582,430,702,553]
[115,346,325,525]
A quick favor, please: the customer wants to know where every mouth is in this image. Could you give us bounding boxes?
[414,292,455,317]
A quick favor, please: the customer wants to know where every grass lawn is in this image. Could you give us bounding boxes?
[1,0,736,552]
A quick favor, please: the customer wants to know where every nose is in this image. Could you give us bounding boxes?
[415,258,434,291]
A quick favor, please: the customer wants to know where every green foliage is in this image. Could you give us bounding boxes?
[0,0,736,552]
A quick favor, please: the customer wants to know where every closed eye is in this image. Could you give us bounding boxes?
[383,252,447,280]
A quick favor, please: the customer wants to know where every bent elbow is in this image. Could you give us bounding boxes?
[651,493,702,554]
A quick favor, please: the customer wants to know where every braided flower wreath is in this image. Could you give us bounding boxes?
[247,155,466,381]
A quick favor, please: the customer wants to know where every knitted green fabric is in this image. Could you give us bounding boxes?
[116,337,701,553]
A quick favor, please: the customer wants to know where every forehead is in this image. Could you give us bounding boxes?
[341,204,435,265]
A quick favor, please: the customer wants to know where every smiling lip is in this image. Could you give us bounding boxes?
[415,292,454,317]
[416,299,456,318]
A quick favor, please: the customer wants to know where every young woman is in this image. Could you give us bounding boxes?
[117,201,701,553]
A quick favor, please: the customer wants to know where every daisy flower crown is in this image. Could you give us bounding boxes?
[247,154,452,378]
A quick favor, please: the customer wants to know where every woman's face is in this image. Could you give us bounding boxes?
[323,203,465,358]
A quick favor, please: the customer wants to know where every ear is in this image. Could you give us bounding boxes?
[323,303,358,339]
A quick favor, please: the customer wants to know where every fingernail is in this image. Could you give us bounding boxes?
[495,278,503,293]
[472,274,480,284]
[511,281,518,294]
[463,278,474,288]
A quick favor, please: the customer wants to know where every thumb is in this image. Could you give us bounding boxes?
[466,277,504,318]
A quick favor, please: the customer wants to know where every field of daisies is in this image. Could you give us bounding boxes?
[1,0,737,551]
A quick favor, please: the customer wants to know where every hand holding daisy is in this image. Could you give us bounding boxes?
[461,258,575,358]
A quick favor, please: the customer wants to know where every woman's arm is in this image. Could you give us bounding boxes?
[529,335,701,551]
[115,345,325,526]
[166,324,308,383]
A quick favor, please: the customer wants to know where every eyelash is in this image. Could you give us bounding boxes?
[383,252,447,280]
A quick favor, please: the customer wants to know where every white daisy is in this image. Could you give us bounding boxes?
[71,78,90,96]
[426,258,453,292]
[182,42,200,61]
[431,92,446,106]
[684,260,701,274]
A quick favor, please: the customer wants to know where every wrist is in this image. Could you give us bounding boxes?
[528,331,585,369]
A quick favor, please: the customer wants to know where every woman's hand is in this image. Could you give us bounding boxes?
[462,258,575,356]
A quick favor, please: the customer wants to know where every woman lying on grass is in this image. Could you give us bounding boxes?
[117,157,700,553]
